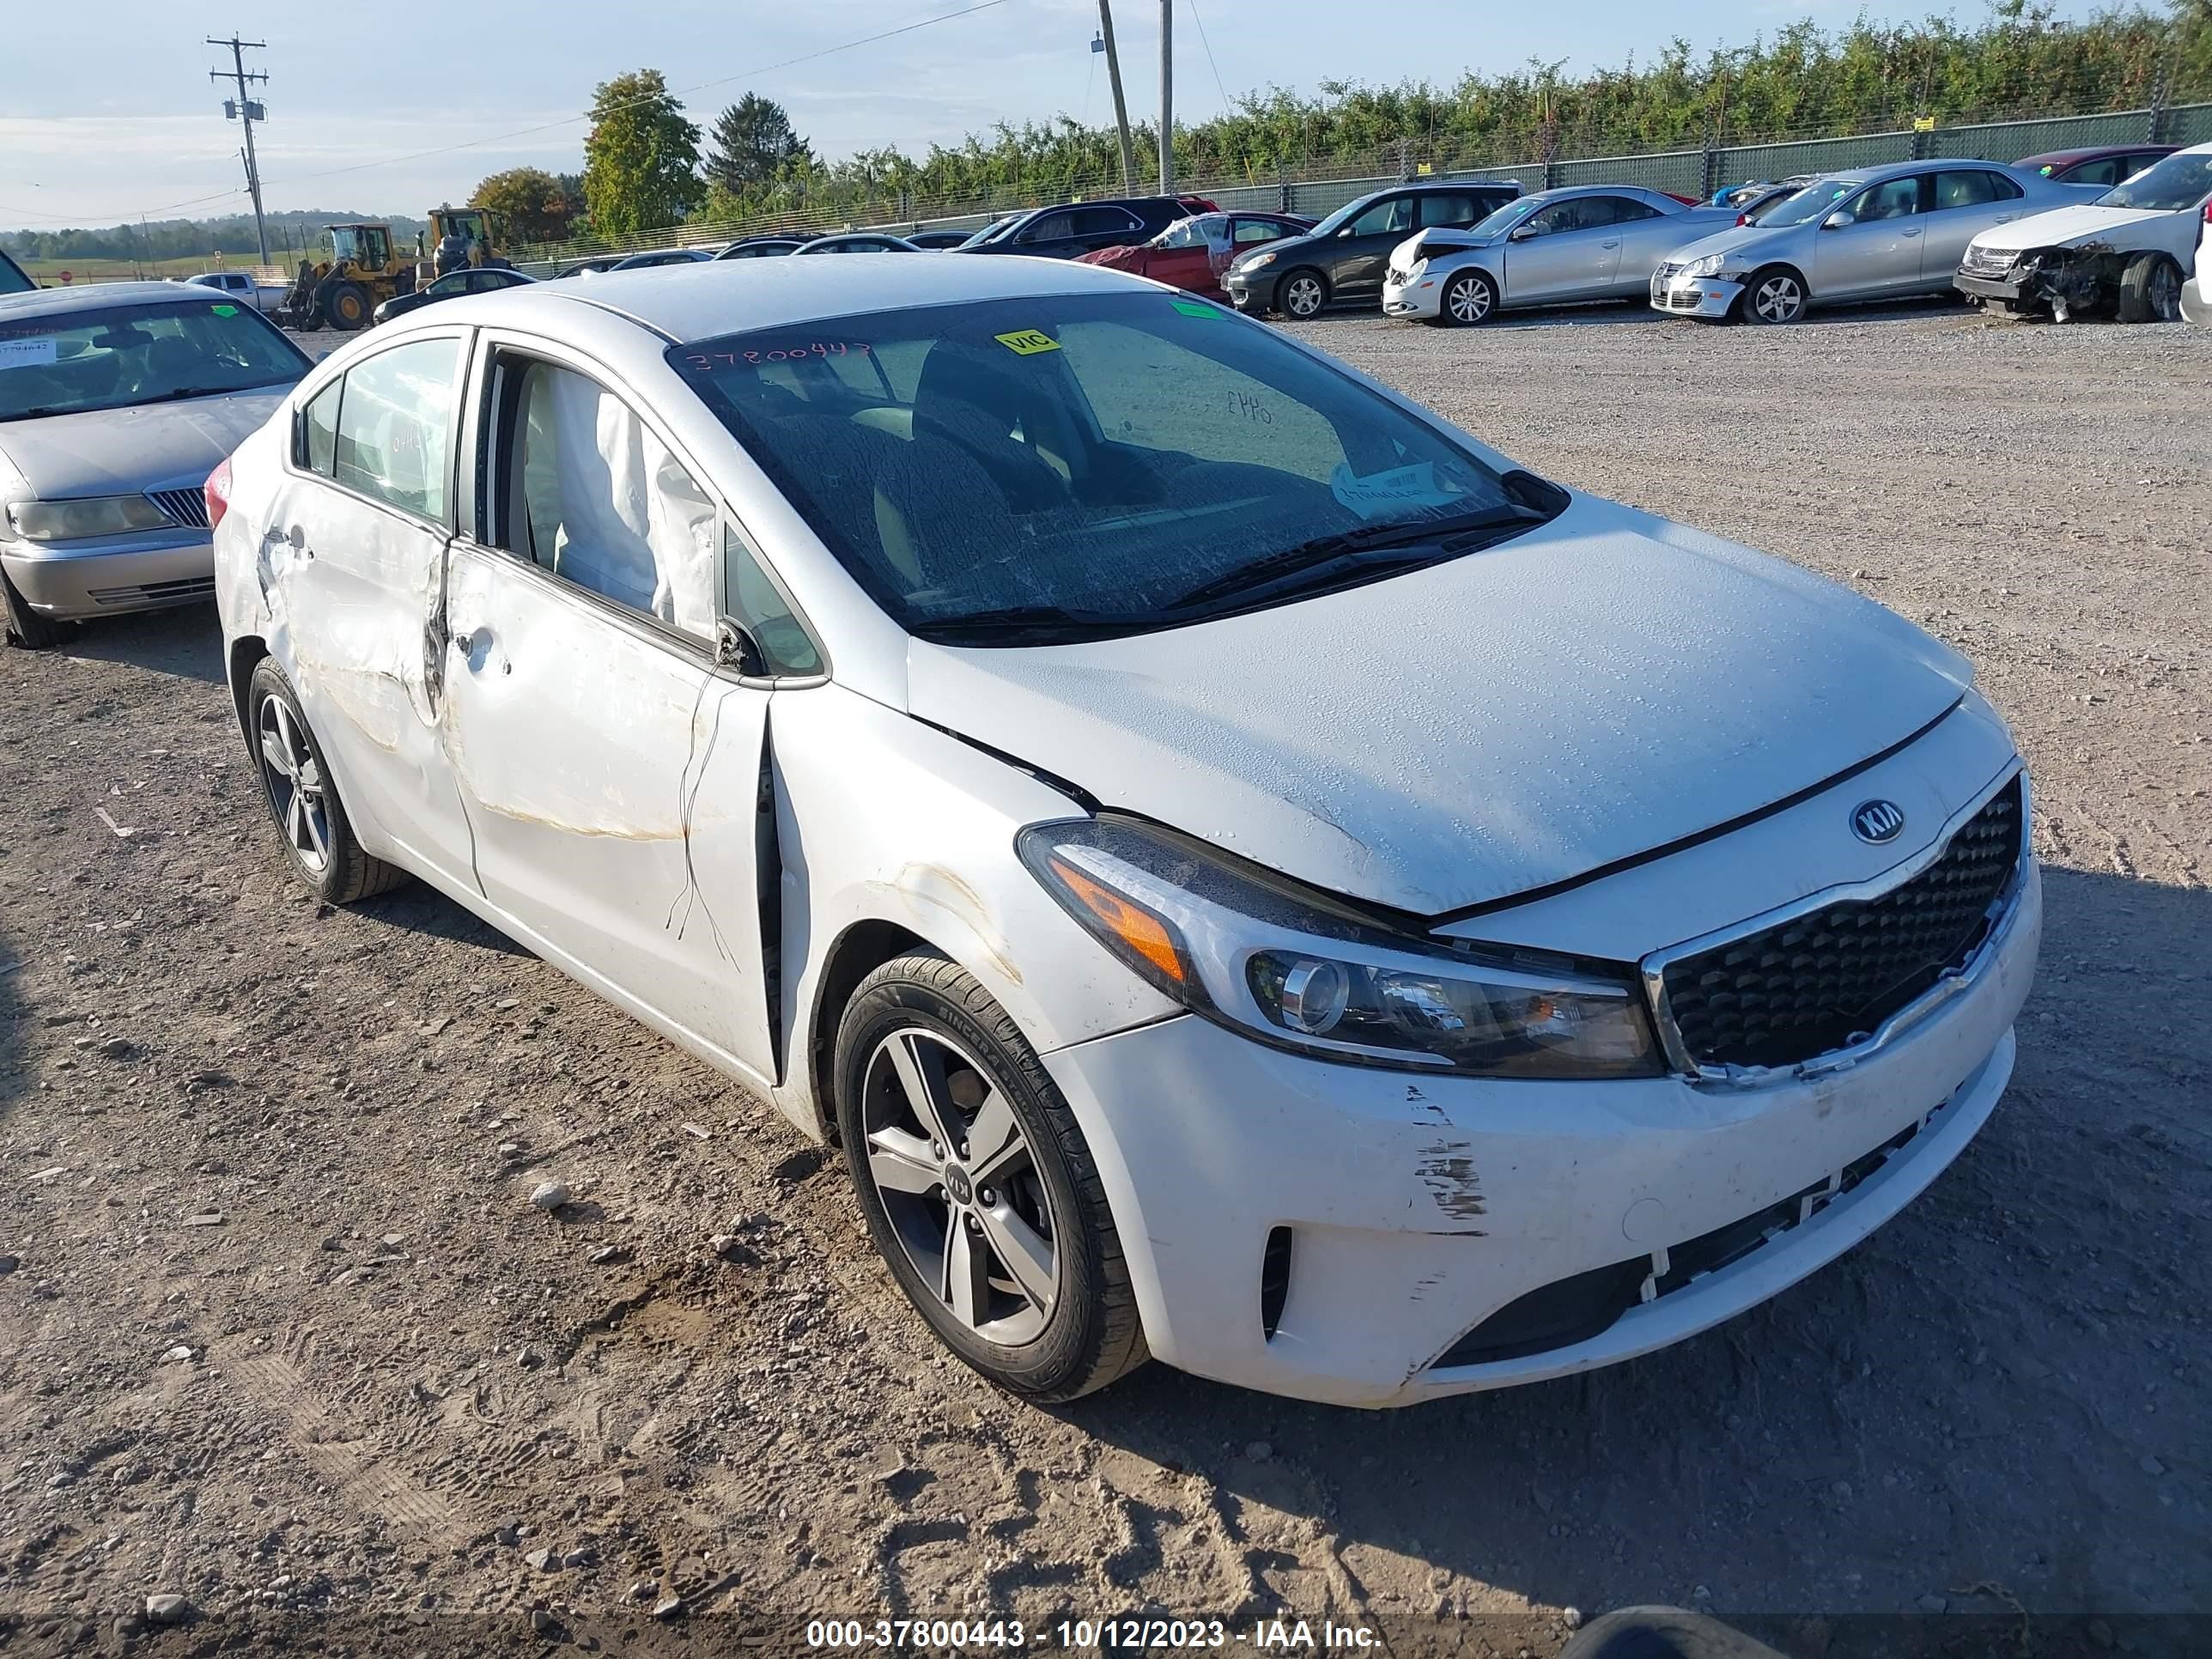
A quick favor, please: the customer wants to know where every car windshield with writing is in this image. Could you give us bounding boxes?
[2095,150,2212,213]
[671,292,1560,646]
[0,297,310,422]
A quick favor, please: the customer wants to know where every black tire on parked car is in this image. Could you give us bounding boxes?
[1276,268,1329,320]
[834,951,1147,1402]
[322,281,372,332]
[2117,252,2183,324]
[1431,267,1498,327]
[2,568,68,650]
[1737,265,1808,325]
[246,657,409,903]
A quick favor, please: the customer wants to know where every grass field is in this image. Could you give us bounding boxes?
[14,254,289,285]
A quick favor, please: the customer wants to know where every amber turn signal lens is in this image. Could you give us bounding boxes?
[1047,855,1187,984]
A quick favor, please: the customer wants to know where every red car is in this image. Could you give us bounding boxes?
[1077,211,1314,298]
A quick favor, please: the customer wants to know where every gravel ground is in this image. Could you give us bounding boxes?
[2,302,2208,1659]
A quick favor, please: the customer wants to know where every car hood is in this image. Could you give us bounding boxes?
[1968,202,2188,254]
[906,495,1974,915]
[1231,233,1322,272]
[1663,222,1796,266]
[0,389,289,501]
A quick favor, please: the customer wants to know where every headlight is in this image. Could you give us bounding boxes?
[1018,817,1663,1080]
[1239,251,1279,270]
[8,495,172,541]
[1681,253,1729,279]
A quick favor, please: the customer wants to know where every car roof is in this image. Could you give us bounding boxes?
[2014,144,2177,167]
[449,250,1162,341]
[0,280,214,318]
[1508,184,1678,206]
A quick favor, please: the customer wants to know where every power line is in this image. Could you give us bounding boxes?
[1185,0,1233,116]
[7,0,1011,229]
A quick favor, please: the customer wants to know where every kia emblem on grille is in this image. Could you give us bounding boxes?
[1851,799,1906,844]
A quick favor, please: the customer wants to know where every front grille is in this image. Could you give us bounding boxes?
[145,487,210,529]
[1660,776,2023,1072]
[1667,291,1704,310]
[1961,244,2016,277]
[1386,265,1411,286]
[84,575,217,607]
[1654,260,1685,282]
[1432,1106,1938,1370]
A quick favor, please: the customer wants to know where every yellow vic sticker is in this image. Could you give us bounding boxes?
[994,328,1060,356]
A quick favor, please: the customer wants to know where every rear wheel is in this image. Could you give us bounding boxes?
[322,281,372,332]
[1432,267,1498,327]
[2,568,67,650]
[2117,252,2182,324]
[1738,265,1807,325]
[247,659,407,903]
[835,953,1146,1401]
[1277,268,1328,320]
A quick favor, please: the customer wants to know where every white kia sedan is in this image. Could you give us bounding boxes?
[209,257,2039,1407]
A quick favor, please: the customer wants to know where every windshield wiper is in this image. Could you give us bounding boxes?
[914,603,1142,643]
[130,385,259,406]
[1161,503,1552,613]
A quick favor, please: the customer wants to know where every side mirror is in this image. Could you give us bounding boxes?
[1508,224,1540,241]
[1823,210,1854,229]
[716,617,766,677]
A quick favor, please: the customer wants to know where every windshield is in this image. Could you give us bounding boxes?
[672,292,1557,645]
[0,298,309,422]
[957,214,1024,250]
[2097,150,2212,212]
[1755,179,1863,228]
[1466,199,1537,239]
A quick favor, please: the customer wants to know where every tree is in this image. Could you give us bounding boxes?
[704,94,814,194]
[582,70,702,237]
[471,167,573,245]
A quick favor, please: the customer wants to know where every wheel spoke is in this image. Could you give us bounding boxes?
[259,728,295,780]
[885,1032,960,1152]
[286,789,310,852]
[866,1127,943,1195]
[943,1215,988,1328]
[965,1089,1023,1182]
[977,1204,1055,1315]
[301,802,329,861]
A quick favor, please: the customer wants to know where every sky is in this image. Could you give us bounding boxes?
[0,0,2115,233]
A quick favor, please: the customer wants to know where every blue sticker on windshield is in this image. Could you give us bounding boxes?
[1328,460,1459,518]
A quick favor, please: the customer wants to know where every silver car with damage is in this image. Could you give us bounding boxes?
[1,282,310,647]
[1650,160,2094,324]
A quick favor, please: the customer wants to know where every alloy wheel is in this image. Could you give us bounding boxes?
[1448,275,1492,324]
[2150,260,2181,320]
[257,694,331,874]
[1285,275,1325,317]
[860,1027,1060,1346]
[1753,273,1803,324]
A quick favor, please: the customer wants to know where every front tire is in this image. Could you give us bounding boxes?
[2118,252,2182,324]
[835,953,1146,1401]
[2,568,68,649]
[322,281,372,332]
[1738,265,1807,325]
[1432,267,1497,327]
[246,658,407,903]
[1276,268,1328,320]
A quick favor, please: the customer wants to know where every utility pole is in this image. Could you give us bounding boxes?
[209,36,271,268]
[1097,0,1137,193]
[1158,0,1174,195]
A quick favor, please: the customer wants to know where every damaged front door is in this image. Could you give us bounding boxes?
[434,340,777,1088]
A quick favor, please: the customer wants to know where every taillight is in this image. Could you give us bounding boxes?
[2203,198,2212,225]
[1735,212,1749,227]
[204,458,232,532]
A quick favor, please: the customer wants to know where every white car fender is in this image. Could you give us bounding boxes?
[763,679,1182,1140]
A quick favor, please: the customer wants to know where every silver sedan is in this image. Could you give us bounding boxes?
[1382,186,1737,324]
[1,283,310,647]
[1650,159,2097,323]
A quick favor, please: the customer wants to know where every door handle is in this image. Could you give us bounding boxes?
[1901,228,1922,237]
[1601,240,1620,248]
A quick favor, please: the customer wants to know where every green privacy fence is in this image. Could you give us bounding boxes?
[511,100,2211,271]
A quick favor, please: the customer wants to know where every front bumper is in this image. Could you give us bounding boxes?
[1650,273,1742,319]
[3,530,216,620]
[1043,861,2039,1407]
[1954,270,2029,303]
[1380,270,1442,319]
[1221,270,1275,314]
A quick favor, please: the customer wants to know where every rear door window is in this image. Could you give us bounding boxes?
[1342,196,1415,237]
[1931,170,2007,210]
[1415,193,1482,228]
[1071,207,1142,239]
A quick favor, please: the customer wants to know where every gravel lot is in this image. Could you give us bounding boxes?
[2,301,2208,1658]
